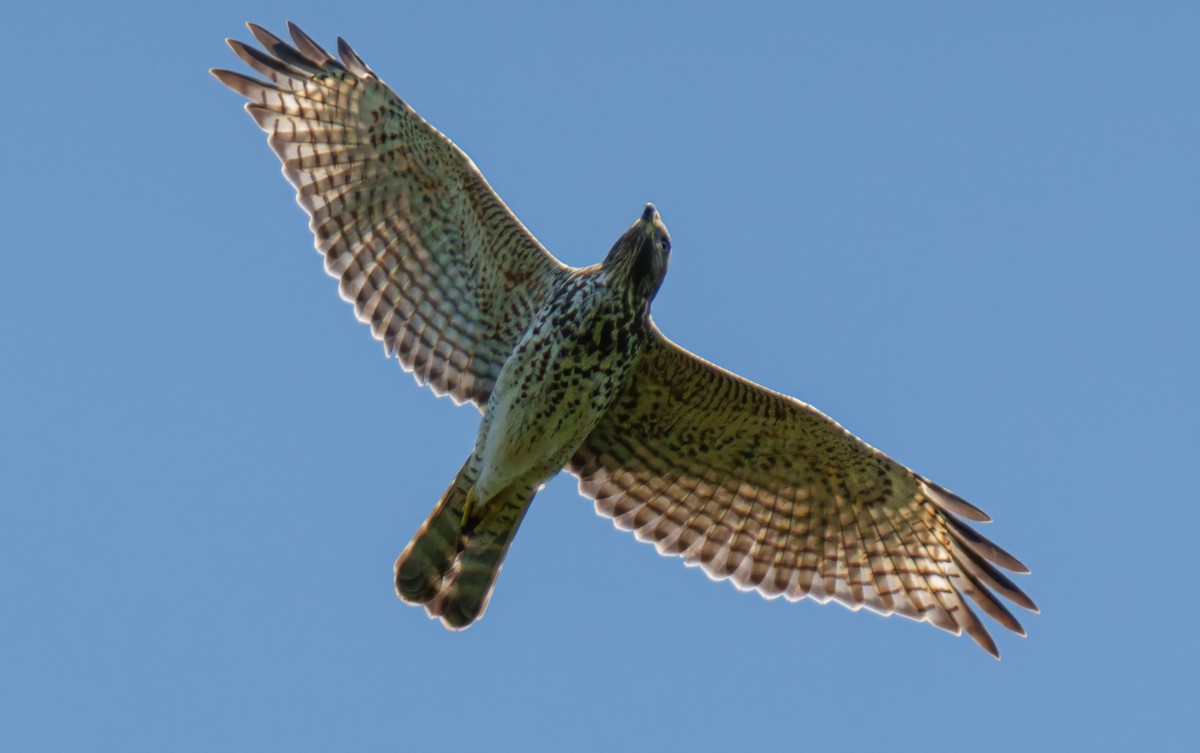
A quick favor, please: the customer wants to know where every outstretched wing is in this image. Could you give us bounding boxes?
[213,23,573,407]
[569,325,1037,657]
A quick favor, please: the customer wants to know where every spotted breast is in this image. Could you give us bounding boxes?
[393,206,671,628]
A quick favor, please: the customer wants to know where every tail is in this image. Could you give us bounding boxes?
[394,467,535,629]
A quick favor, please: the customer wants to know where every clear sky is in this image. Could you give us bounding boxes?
[3,1,1197,750]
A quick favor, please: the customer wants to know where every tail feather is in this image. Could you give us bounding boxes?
[394,472,472,605]
[394,468,536,629]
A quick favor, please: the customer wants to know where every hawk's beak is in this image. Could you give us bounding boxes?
[639,203,659,235]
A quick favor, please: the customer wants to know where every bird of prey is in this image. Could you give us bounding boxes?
[213,23,1036,657]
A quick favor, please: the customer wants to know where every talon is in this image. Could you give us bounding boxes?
[460,487,478,529]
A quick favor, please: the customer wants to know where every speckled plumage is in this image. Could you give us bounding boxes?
[215,23,1036,656]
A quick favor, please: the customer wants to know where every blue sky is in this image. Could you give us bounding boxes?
[3,1,1198,750]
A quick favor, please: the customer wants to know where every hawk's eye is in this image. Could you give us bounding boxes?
[661,237,671,254]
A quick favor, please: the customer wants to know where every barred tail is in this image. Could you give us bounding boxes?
[394,467,535,629]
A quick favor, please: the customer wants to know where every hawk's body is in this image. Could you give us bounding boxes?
[396,238,664,625]
[475,264,655,506]
[215,23,1037,656]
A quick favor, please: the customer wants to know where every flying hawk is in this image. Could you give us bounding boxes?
[213,23,1036,657]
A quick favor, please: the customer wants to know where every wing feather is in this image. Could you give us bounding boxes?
[214,24,573,408]
[569,325,1036,657]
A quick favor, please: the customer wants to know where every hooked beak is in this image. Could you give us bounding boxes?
[638,203,659,236]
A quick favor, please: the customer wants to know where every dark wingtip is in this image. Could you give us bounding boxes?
[287,21,334,64]
[245,21,271,41]
[920,477,992,523]
[336,36,374,77]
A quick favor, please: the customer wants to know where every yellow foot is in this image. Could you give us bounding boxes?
[460,487,478,529]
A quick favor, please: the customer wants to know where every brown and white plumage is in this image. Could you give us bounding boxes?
[570,335,1037,657]
[214,23,1036,657]
[213,23,570,408]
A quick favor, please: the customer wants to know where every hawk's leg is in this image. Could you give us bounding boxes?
[460,487,479,529]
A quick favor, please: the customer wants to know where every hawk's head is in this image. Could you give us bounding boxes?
[604,203,671,305]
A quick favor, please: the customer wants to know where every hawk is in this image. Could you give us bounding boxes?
[213,23,1036,657]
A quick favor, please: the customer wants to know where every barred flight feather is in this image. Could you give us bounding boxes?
[569,328,1037,658]
[213,22,571,409]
